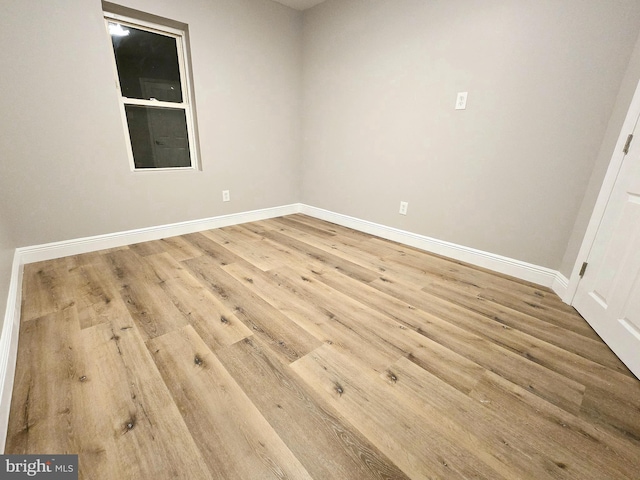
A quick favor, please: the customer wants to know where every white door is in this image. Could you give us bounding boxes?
[573,114,640,379]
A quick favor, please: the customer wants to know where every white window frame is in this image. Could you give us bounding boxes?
[104,11,200,172]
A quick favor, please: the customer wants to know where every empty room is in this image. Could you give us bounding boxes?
[1,0,640,478]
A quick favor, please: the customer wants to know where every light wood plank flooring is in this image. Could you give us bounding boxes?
[6,214,640,479]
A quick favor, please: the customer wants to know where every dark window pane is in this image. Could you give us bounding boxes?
[125,105,191,169]
[110,23,183,103]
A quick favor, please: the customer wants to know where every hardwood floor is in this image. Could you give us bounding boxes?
[6,214,640,479]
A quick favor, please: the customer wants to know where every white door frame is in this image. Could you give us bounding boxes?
[565,77,640,304]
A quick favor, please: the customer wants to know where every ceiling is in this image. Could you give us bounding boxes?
[271,0,327,11]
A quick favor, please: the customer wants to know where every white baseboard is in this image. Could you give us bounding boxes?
[0,252,23,453]
[0,201,569,450]
[0,203,301,450]
[17,204,302,264]
[299,205,560,289]
[551,272,569,302]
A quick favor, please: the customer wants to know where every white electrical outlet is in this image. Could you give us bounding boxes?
[455,92,468,110]
[399,201,409,215]
[222,190,230,202]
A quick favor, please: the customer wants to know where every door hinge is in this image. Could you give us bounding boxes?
[623,134,633,154]
[579,262,588,277]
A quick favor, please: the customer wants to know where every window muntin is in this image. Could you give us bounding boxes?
[105,13,198,171]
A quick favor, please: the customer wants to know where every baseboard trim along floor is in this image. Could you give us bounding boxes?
[299,205,564,292]
[0,203,570,451]
[0,254,23,453]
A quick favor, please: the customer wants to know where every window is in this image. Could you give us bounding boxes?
[104,12,199,170]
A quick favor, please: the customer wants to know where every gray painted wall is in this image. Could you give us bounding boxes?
[301,0,640,269]
[0,0,302,331]
[0,0,302,248]
[2,0,640,328]
[560,32,640,278]
[0,223,14,334]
